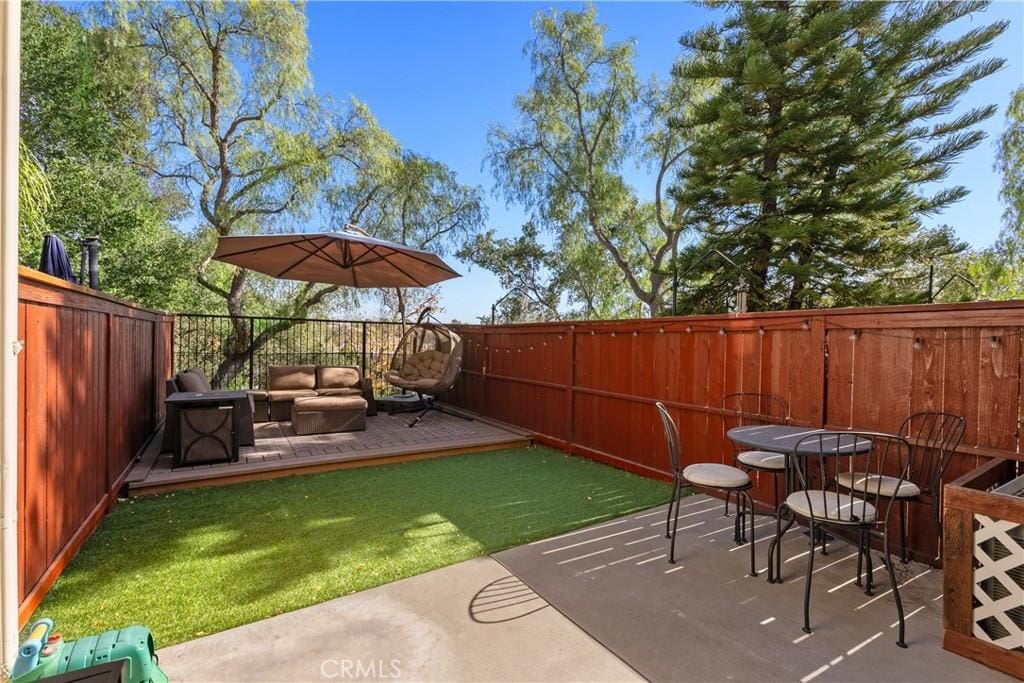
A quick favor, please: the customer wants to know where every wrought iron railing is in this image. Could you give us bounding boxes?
[173,313,406,395]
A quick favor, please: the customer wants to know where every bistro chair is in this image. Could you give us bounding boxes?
[656,402,757,575]
[767,431,913,647]
[836,412,965,562]
[721,393,790,515]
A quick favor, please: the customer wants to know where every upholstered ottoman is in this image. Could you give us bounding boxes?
[290,395,367,435]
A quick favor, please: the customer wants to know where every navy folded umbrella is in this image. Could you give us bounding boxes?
[39,234,77,284]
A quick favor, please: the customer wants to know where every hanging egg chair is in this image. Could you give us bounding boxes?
[385,308,467,427]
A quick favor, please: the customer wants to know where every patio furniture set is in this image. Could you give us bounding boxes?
[658,394,965,649]
[160,309,468,468]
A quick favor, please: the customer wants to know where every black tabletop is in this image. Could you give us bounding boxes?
[165,390,248,404]
[727,425,872,455]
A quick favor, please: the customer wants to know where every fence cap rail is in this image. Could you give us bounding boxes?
[175,312,405,325]
[454,297,1024,332]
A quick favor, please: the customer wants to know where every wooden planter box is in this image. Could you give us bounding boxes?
[943,458,1024,679]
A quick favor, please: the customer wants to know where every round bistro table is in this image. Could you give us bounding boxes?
[726,425,873,495]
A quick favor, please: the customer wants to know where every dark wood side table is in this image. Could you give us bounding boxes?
[163,391,253,463]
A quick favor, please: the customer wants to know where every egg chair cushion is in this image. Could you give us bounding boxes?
[397,350,448,381]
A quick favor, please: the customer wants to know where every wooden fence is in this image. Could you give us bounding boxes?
[449,301,1024,563]
[16,267,173,622]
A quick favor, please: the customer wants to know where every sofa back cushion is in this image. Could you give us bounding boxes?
[269,365,316,390]
[175,371,209,393]
[399,350,448,381]
[317,366,361,389]
[185,367,211,390]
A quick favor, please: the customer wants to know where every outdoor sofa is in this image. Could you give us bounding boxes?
[247,364,377,422]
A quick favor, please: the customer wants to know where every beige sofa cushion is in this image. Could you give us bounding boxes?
[398,350,448,381]
[185,368,212,390]
[317,366,361,389]
[176,371,210,393]
[267,389,318,402]
[385,372,442,392]
[269,365,316,390]
[293,395,367,412]
[317,387,362,397]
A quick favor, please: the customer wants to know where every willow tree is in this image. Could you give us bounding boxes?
[488,7,694,317]
[122,0,391,384]
[329,151,486,321]
[672,1,1006,311]
[973,86,1024,298]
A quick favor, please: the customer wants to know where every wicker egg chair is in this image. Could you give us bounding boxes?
[385,308,467,427]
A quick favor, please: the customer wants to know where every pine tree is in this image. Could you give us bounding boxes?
[670,1,1006,311]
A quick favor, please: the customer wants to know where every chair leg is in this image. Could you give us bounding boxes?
[899,500,909,564]
[665,479,681,539]
[802,519,816,634]
[767,506,795,584]
[408,395,432,427]
[883,528,908,648]
[864,535,875,596]
[724,490,732,517]
[735,491,747,544]
[856,529,865,587]
[733,493,741,544]
[933,500,944,561]
[744,491,758,577]
[669,483,684,564]
[772,474,779,514]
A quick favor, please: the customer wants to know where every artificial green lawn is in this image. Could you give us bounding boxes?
[31,446,672,647]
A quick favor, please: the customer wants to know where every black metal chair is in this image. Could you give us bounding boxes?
[766,431,913,648]
[721,393,790,515]
[837,412,965,562]
[656,402,757,575]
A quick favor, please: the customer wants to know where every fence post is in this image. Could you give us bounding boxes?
[247,318,255,390]
[361,322,368,377]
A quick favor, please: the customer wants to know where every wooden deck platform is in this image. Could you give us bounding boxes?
[126,408,531,496]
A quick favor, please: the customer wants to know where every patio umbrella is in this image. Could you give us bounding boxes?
[38,234,77,284]
[211,228,460,288]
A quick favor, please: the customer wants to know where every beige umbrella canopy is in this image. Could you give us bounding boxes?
[212,228,460,288]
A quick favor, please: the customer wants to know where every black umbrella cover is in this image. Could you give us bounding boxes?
[39,234,77,284]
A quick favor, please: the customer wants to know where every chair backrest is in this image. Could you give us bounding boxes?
[898,412,966,495]
[792,431,913,527]
[655,402,683,475]
[721,393,789,434]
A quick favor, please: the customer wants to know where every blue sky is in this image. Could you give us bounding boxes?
[306,1,1024,322]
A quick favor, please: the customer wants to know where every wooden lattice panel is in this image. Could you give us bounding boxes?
[972,514,1024,651]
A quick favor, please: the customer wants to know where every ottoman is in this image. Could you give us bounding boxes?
[290,395,367,435]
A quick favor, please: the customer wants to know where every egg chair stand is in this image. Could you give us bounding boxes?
[385,308,470,428]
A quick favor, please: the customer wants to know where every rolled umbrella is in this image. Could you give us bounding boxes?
[211,228,460,288]
[38,234,77,284]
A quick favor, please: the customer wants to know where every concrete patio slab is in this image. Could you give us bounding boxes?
[494,495,1012,683]
[158,556,641,682]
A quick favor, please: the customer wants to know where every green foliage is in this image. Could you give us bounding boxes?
[458,223,564,322]
[671,0,1005,311]
[329,150,487,319]
[488,7,693,316]
[17,140,51,249]
[971,86,1024,299]
[122,0,403,381]
[19,0,195,310]
[32,447,671,646]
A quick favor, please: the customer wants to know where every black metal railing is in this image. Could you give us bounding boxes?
[173,313,406,395]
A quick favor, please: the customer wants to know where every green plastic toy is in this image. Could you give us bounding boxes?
[11,619,168,683]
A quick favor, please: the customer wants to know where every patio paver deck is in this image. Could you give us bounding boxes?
[493,494,1012,682]
[127,409,530,495]
[157,556,642,682]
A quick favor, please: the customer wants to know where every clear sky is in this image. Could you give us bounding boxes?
[305,1,1024,323]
